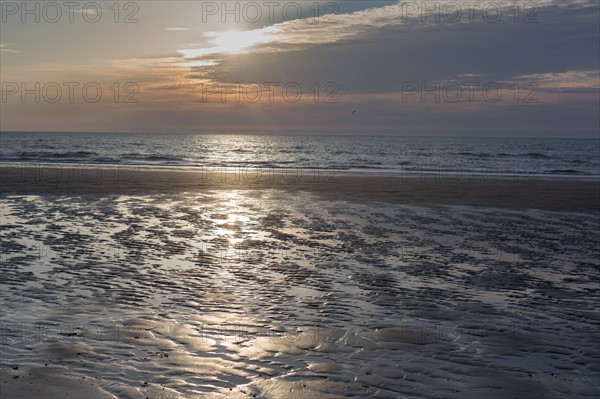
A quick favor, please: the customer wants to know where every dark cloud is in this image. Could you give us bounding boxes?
[194,3,599,92]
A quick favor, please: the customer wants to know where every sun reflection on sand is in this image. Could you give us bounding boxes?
[210,191,257,255]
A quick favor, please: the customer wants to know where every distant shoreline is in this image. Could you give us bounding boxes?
[2,164,598,211]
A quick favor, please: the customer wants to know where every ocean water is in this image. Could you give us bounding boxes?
[1,132,599,177]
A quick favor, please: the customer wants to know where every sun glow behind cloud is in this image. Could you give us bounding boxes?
[178,27,278,60]
[176,2,403,63]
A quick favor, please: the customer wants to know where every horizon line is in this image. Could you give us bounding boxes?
[1,131,599,140]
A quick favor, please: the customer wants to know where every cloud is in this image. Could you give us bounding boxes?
[515,70,600,90]
[177,1,408,62]
[0,43,21,55]
[177,0,598,90]
[166,28,192,31]
[103,0,600,105]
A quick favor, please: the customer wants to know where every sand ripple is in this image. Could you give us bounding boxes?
[1,191,599,398]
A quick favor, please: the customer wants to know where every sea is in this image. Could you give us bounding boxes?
[1,132,599,178]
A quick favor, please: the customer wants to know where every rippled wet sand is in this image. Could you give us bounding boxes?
[1,191,599,398]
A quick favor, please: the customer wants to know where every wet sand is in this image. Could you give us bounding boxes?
[1,165,599,398]
[1,164,599,210]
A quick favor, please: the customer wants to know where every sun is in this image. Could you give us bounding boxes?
[178,27,276,59]
[208,29,273,54]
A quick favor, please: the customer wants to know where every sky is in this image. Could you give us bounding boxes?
[0,0,598,137]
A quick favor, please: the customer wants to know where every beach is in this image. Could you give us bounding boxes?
[1,165,599,210]
[2,0,599,395]
[1,164,599,398]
